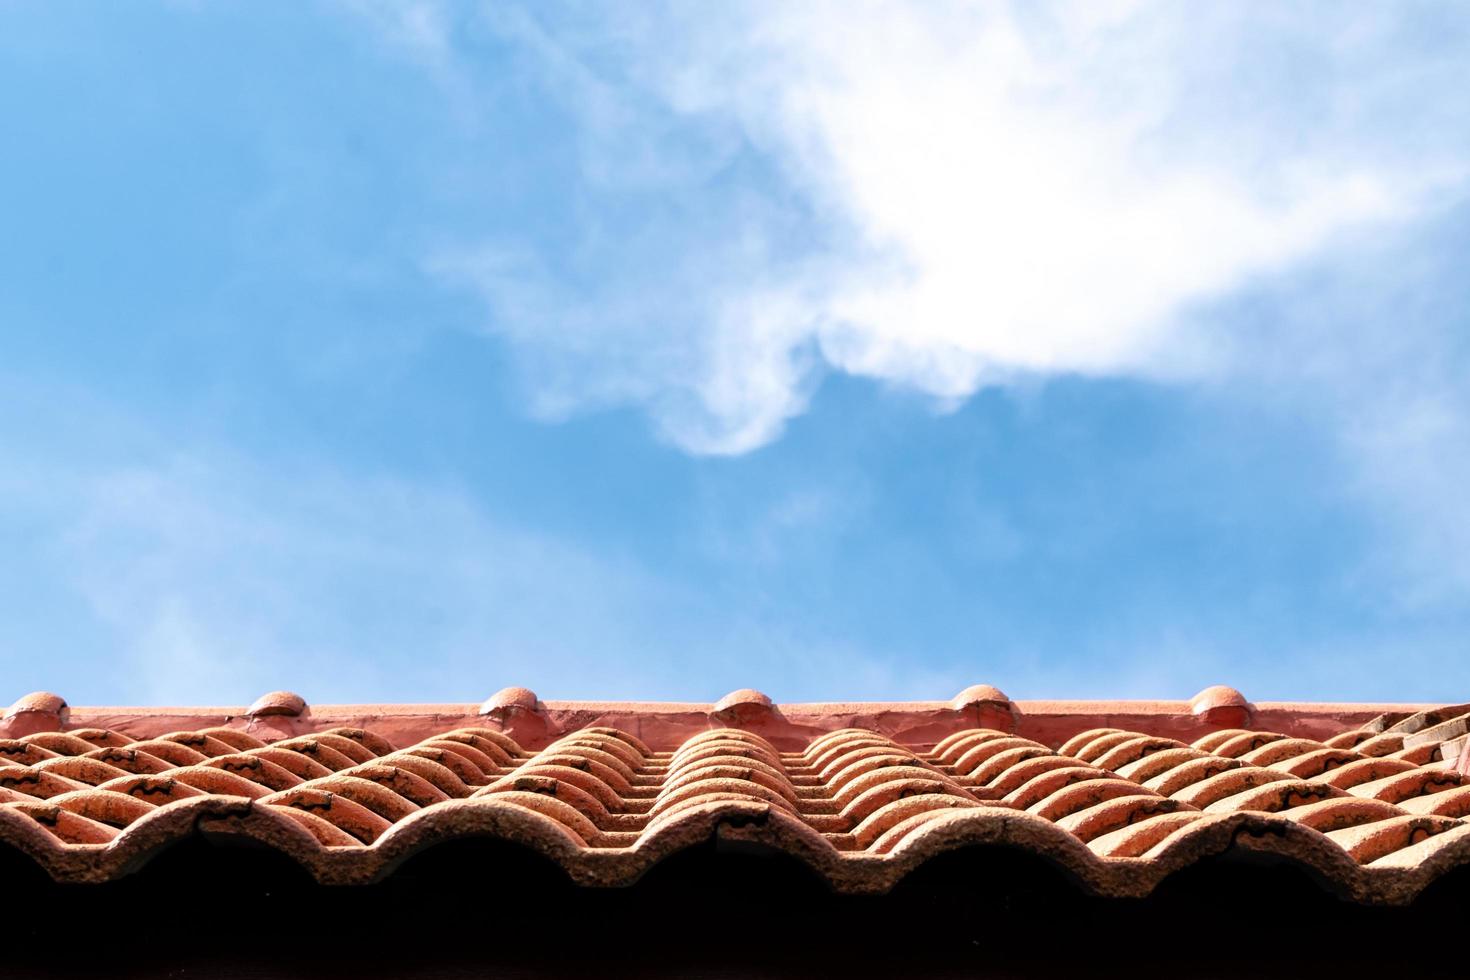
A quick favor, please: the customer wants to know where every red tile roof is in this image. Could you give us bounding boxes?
[3,685,1468,905]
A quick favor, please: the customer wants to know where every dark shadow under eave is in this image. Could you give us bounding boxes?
[3,836,1469,979]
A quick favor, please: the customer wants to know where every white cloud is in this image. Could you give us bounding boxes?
[411,1,1470,453]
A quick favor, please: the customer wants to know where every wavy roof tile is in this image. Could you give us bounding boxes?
[3,685,1468,905]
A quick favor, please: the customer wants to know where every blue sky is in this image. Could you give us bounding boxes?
[3,2,1470,705]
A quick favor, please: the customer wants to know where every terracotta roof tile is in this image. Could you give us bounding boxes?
[2,690,1469,903]
[246,690,307,718]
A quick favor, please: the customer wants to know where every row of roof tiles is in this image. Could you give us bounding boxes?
[1,689,1467,903]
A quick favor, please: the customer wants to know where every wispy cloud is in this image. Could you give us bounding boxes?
[377,0,1470,630]
[1202,214,1470,612]
[390,1,1470,452]
[41,453,705,702]
[0,372,955,703]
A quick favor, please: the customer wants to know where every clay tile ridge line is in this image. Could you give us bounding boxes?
[40,697,1442,749]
